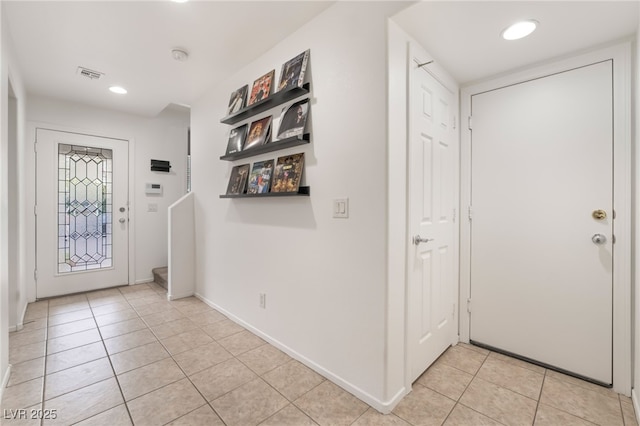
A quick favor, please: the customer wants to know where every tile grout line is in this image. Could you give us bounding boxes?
[88,291,137,426]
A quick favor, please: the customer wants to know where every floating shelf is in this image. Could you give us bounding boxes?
[220,83,310,125]
[220,134,310,161]
[220,186,310,199]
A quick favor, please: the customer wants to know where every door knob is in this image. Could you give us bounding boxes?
[119,218,126,224]
[412,235,433,245]
[592,234,606,244]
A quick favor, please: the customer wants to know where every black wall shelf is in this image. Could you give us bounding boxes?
[220,186,310,199]
[220,83,310,125]
[220,134,310,161]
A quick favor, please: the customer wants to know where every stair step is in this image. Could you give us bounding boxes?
[152,266,168,289]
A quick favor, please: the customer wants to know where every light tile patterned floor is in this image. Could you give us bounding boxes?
[1,283,637,425]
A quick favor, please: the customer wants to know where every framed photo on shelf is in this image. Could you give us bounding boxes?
[272,153,305,193]
[226,164,250,195]
[243,116,272,150]
[225,124,248,155]
[247,160,275,194]
[248,70,275,106]
[227,85,248,115]
[277,99,309,140]
[278,50,310,92]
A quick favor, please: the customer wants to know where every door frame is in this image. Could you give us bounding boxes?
[404,42,460,388]
[459,41,632,395]
[30,123,135,299]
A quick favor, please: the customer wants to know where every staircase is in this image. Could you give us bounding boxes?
[152,266,168,289]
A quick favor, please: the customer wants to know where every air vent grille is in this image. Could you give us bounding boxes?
[77,67,104,80]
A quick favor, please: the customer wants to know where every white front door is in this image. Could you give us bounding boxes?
[407,47,459,383]
[36,129,130,298]
[469,61,613,384]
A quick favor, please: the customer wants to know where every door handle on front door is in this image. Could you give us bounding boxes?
[119,218,126,224]
[412,235,434,245]
[592,234,606,244]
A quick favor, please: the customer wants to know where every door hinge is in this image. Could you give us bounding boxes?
[467,298,472,313]
[613,210,616,219]
[612,235,616,244]
[468,116,473,130]
[33,205,37,216]
[34,269,38,281]
[468,206,473,221]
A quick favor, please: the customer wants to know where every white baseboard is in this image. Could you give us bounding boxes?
[0,364,12,403]
[632,388,640,425]
[135,277,155,285]
[194,292,403,414]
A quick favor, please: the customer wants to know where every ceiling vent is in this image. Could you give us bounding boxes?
[77,67,104,80]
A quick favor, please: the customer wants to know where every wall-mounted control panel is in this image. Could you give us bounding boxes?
[145,183,162,195]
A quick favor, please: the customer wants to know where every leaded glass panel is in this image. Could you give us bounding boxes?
[58,144,113,273]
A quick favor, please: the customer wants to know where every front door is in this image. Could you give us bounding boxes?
[407,46,458,383]
[36,129,129,298]
[469,61,613,384]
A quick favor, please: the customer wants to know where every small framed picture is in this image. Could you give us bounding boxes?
[226,164,250,195]
[278,50,310,92]
[277,99,309,140]
[248,70,275,106]
[227,85,248,115]
[243,116,272,150]
[225,124,248,155]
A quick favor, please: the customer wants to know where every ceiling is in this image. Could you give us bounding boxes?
[4,1,638,118]
[392,1,639,85]
[3,1,334,117]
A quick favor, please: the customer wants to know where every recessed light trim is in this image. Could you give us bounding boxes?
[501,20,538,41]
[172,0,188,3]
[109,86,128,95]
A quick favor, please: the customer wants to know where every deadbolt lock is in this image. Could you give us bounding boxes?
[592,209,607,220]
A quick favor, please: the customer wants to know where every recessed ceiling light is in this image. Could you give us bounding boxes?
[501,20,538,41]
[172,0,188,3]
[109,86,128,95]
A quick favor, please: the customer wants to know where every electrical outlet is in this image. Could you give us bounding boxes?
[259,293,266,309]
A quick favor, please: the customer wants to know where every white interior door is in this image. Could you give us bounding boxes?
[407,49,458,383]
[36,129,129,298]
[469,61,613,384]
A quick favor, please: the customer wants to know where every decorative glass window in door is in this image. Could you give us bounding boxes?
[58,144,113,273]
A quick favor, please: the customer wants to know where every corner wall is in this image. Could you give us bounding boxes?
[191,1,408,410]
[25,97,189,296]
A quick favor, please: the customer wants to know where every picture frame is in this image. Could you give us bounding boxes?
[278,50,310,92]
[227,85,248,115]
[248,70,275,106]
[277,99,309,140]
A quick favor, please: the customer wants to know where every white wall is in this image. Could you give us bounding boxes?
[1,3,28,393]
[633,8,640,416]
[191,1,408,411]
[25,97,189,297]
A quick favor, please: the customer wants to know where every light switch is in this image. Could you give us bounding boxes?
[333,198,349,219]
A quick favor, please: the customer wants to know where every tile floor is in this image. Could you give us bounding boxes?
[0,282,637,426]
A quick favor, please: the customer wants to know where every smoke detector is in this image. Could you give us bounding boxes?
[171,49,189,62]
[77,66,104,80]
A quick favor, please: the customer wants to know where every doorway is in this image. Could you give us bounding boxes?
[36,129,130,298]
[406,44,459,383]
[460,43,631,395]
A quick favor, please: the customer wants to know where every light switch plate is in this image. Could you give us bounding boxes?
[333,198,349,218]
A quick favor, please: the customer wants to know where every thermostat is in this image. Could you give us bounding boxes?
[145,183,162,195]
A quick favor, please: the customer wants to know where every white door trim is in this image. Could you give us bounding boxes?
[404,41,460,389]
[460,41,632,395]
[30,122,135,299]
